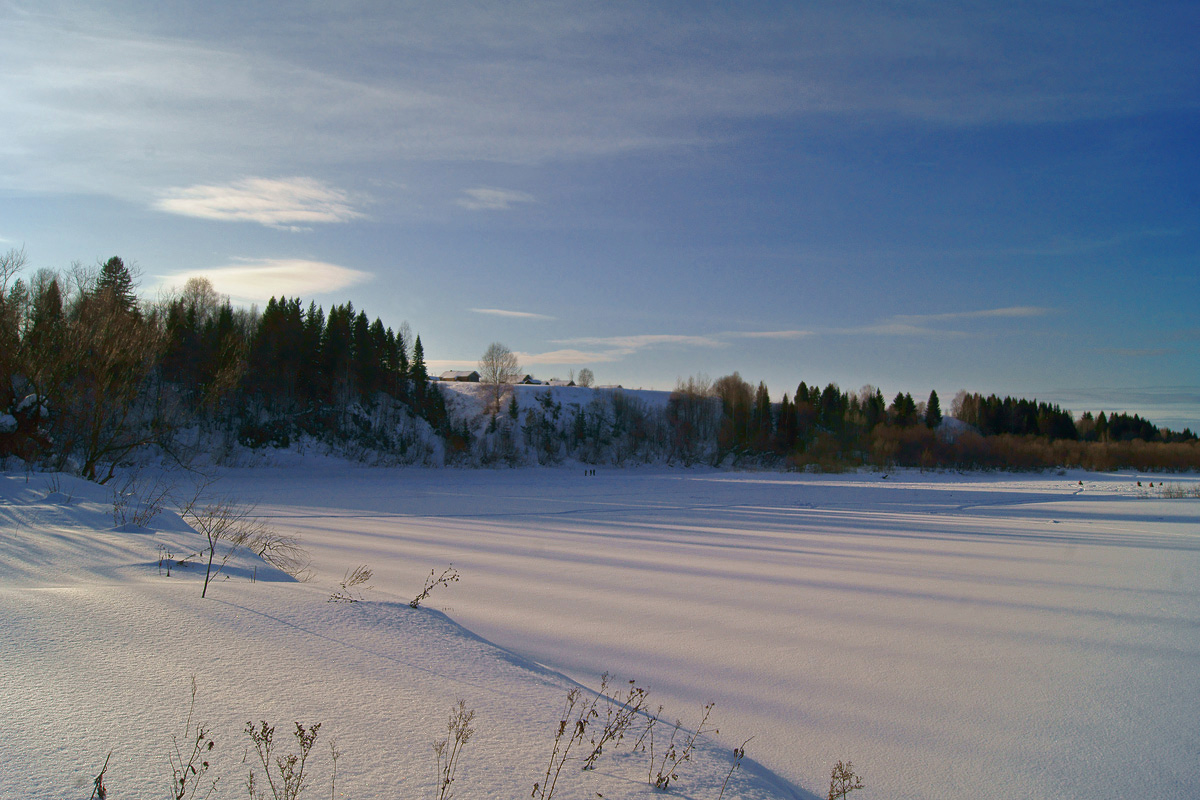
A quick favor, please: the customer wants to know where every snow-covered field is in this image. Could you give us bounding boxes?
[3,465,1198,799]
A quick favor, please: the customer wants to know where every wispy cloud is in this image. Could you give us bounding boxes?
[555,334,725,352]
[1094,347,1173,358]
[517,333,726,366]
[517,348,623,365]
[1007,228,1186,257]
[457,188,535,211]
[1037,386,1200,430]
[1052,386,1200,407]
[5,4,1193,203]
[828,306,1052,338]
[526,313,1035,365]
[471,307,555,320]
[726,329,813,339]
[155,258,370,303]
[893,306,1051,324]
[155,178,362,229]
[831,322,969,338]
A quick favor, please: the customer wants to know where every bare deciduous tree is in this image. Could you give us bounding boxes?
[576,368,594,388]
[0,248,29,412]
[478,341,521,414]
[179,494,272,598]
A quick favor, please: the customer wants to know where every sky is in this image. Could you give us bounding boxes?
[2,1,1198,430]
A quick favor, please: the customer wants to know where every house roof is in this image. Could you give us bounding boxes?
[439,370,480,381]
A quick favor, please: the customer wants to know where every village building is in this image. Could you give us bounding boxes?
[439,370,480,382]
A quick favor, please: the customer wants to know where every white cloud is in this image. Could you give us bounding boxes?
[894,306,1051,323]
[155,178,362,229]
[472,307,554,320]
[833,322,968,338]
[517,348,623,366]
[727,329,813,339]
[555,334,725,352]
[155,258,370,303]
[825,307,1052,338]
[457,188,535,211]
[517,333,724,365]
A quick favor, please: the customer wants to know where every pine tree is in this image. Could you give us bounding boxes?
[301,301,325,403]
[411,335,429,408]
[322,303,354,406]
[753,381,772,447]
[925,390,942,429]
[819,384,844,433]
[95,256,138,315]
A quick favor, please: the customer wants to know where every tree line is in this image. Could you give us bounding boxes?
[0,253,446,480]
[1,249,1196,478]
[661,374,1198,472]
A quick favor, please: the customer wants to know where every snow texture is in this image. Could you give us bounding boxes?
[2,466,1198,800]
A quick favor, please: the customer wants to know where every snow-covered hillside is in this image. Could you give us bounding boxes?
[3,466,1199,799]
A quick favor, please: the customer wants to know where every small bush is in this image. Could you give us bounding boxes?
[432,699,475,800]
[649,701,716,790]
[411,565,460,609]
[828,760,864,800]
[246,720,321,800]
[170,676,217,800]
[328,565,373,603]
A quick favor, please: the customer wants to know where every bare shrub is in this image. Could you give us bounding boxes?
[170,676,217,800]
[582,673,650,770]
[90,751,112,800]
[328,565,373,603]
[158,543,175,576]
[828,760,864,800]
[530,674,660,799]
[111,469,174,528]
[718,737,753,800]
[648,701,716,790]
[254,530,313,582]
[328,739,341,800]
[532,688,589,800]
[246,721,321,800]
[179,495,272,598]
[411,565,459,609]
[432,699,475,800]
[43,473,73,503]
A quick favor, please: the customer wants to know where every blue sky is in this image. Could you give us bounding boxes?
[2,1,1198,430]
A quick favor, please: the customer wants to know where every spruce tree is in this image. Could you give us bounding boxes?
[410,335,429,408]
[96,256,138,314]
[926,390,942,429]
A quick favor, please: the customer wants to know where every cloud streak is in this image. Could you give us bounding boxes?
[457,188,535,211]
[155,178,362,229]
[471,308,555,320]
[518,310,1040,367]
[893,306,1051,324]
[3,4,1195,202]
[828,306,1052,338]
[516,333,726,366]
[156,258,371,303]
[726,329,813,340]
